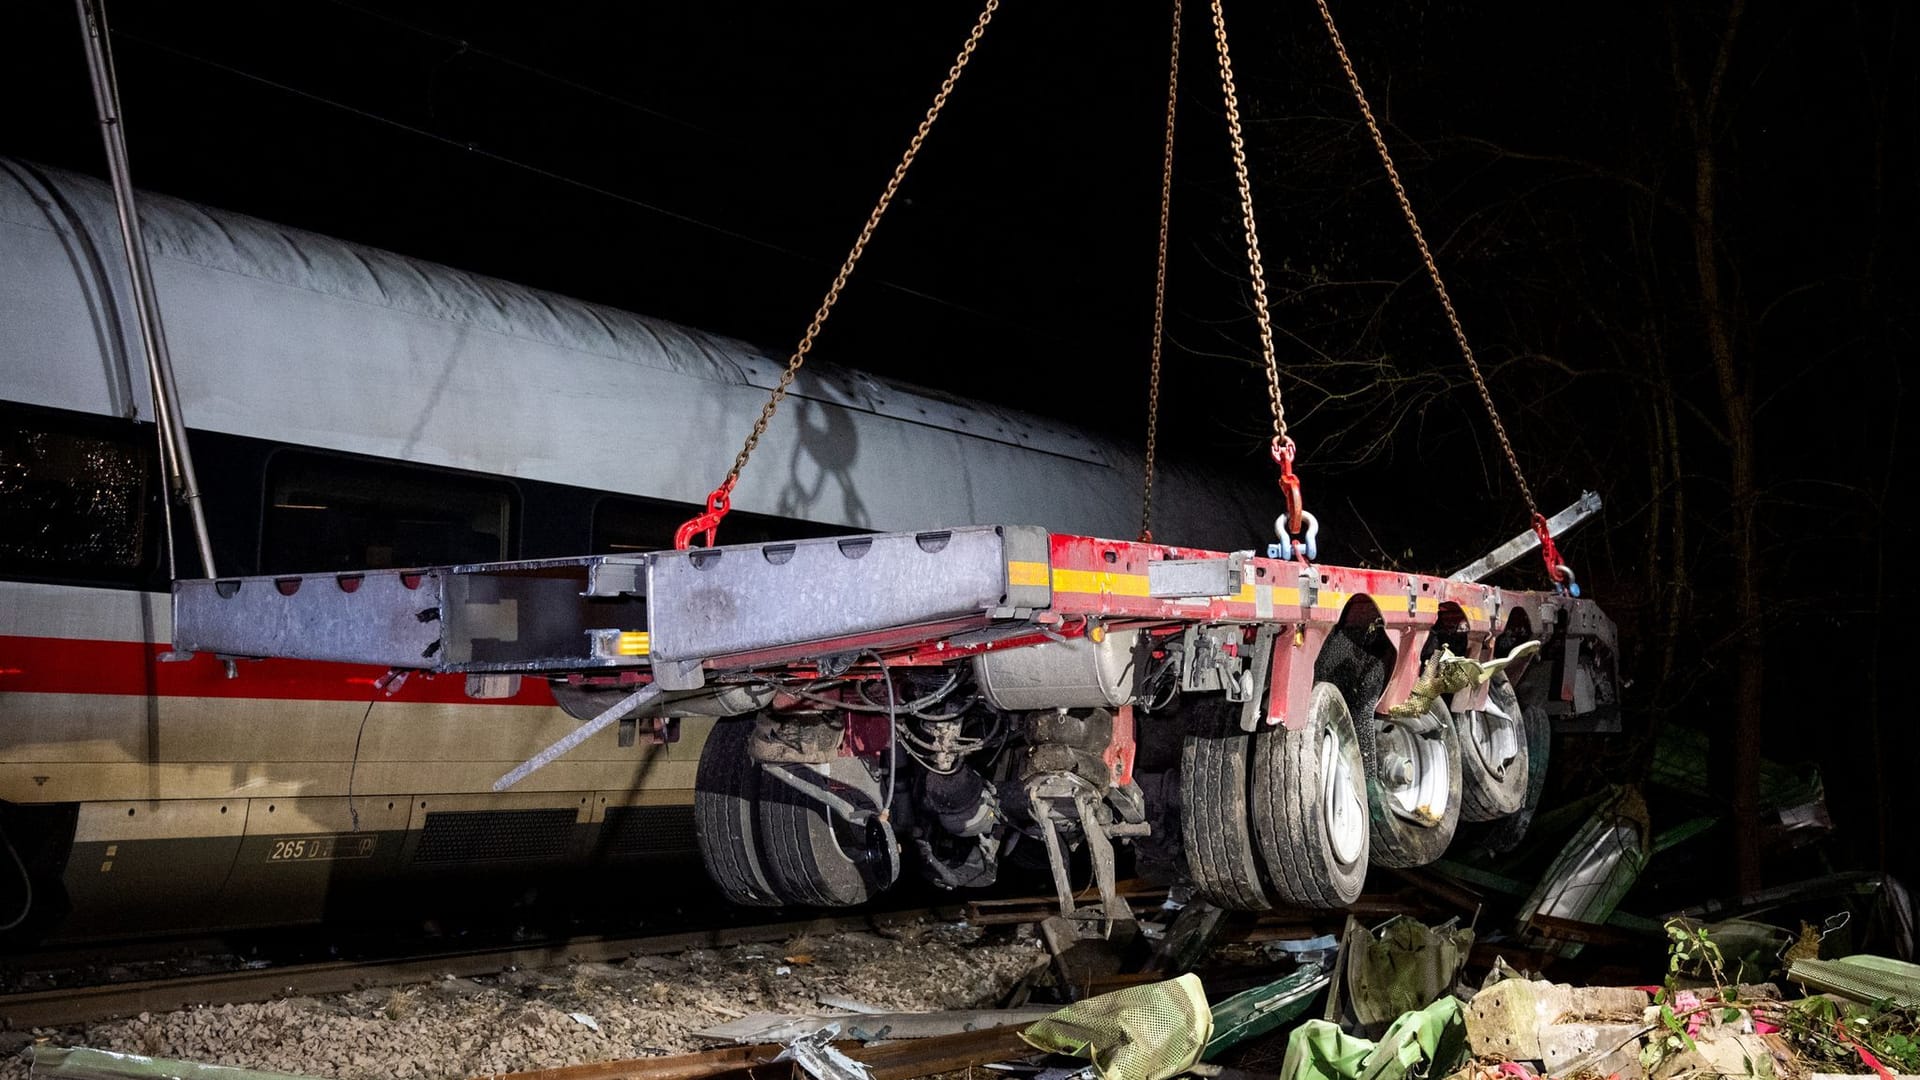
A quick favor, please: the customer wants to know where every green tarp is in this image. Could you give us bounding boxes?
[1021,972,1214,1080]
[1280,996,1468,1080]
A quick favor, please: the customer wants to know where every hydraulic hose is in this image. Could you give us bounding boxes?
[0,821,33,932]
[861,650,899,819]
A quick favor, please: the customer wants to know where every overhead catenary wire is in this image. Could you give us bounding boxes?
[1309,0,1541,521]
[105,28,1051,344]
[703,0,1002,515]
[318,0,721,138]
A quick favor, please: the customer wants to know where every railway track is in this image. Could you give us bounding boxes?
[0,908,946,1032]
[0,868,1493,1032]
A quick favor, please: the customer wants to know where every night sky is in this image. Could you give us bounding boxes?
[5,1,1916,880]
[5,4,1904,482]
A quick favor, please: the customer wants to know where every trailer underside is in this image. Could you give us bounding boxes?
[171,525,1617,924]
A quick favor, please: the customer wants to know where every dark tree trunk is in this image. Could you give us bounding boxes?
[1678,0,1760,893]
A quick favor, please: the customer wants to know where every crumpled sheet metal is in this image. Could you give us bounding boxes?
[1021,972,1212,1080]
[1204,965,1332,1061]
[1280,996,1468,1080]
[1789,954,1920,1009]
[1326,916,1473,1040]
[1517,785,1650,957]
[775,1025,875,1080]
[30,1046,321,1080]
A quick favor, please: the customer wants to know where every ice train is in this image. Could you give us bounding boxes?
[0,158,1269,939]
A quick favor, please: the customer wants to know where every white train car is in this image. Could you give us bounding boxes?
[0,158,1266,939]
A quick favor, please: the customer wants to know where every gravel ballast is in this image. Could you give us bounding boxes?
[3,920,1046,1080]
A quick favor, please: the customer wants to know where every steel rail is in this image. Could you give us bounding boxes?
[0,909,941,1031]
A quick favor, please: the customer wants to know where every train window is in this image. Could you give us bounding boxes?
[261,451,514,573]
[591,496,698,553]
[0,406,152,582]
[591,495,861,553]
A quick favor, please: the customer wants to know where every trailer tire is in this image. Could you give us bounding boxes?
[757,756,899,907]
[1358,700,1463,868]
[1515,703,1553,830]
[1477,702,1555,854]
[1250,682,1369,908]
[1459,676,1529,822]
[1179,695,1272,911]
[693,717,784,907]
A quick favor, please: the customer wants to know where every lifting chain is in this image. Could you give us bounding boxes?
[674,0,1001,549]
[1211,0,1316,561]
[1311,0,1572,589]
[1138,0,1182,544]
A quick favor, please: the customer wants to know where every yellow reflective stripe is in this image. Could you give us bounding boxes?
[1039,573,1480,618]
[1051,568,1152,597]
[616,631,650,656]
[1356,593,1442,614]
[1007,560,1049,588]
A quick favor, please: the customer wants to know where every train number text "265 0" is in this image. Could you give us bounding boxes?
[267,834,378,863]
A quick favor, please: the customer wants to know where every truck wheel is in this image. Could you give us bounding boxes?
[1251,681,1369,908]
[693,717,784,907]
[1179,695,1273,911]
[757,756,899,907]
[1459,676,1529,822]
[1479,701,1554,854]
[1360,700,1463,868]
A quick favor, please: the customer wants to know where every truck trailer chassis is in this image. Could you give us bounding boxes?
[172,523,1615,924]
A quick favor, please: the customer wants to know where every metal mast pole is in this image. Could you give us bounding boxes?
[74,0,217,578]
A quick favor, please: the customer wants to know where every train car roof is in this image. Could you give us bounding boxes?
[0,158,1265,548]
[0,158,1104,466]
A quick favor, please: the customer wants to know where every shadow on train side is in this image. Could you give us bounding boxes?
[0,157,1267,945]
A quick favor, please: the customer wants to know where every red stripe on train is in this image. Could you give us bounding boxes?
[0,635,557,705]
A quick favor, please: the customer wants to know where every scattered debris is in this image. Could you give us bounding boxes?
[1145,904,1227,979]
[1789,955,1920,1008]
[1280,996,1466,1080]
[1323,915,1473,1041]
[1464,978,1652,1076]
[1203,966,1331,1061]
[693,1007,1053,1045]
[9,835,1910,1080]
[1515,786,1650,958]
[1038,916,1134,1003]
[1,920,1043,1080]
[30,1046,320,1079]
[851,1024,1042,1080]
[774,1025,872,1080]
[1021,974,1211,1080]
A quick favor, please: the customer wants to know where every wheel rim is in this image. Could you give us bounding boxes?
[1321,718,1366,866]
[1465,698,1521,781]
[1376,717,1450,826]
